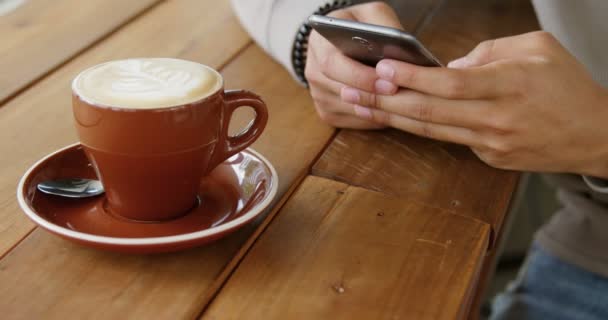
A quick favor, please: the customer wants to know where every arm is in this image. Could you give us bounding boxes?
[229,0,328,79]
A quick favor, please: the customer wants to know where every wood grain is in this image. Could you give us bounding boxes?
[312,1,541,318]
[313,0,540,244]
[313,129,518,245]
[0,2,341,318]
[0,0,163,104]
[203,176,490,320]
[0,0,250,257]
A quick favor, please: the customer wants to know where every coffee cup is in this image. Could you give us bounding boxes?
[72,58,268,221]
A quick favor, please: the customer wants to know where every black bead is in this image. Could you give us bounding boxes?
[292,0,352,84]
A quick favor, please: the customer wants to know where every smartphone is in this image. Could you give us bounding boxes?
[308,14,442,67]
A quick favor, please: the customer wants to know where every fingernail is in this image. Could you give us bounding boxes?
[375,79,397,94]
[341,87,360,104]
[447,56,469,69]
[353,104,372,119]
[376,62,395,80]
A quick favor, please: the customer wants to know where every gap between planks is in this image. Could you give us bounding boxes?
[193,168,311,319]
[194,121,341,318]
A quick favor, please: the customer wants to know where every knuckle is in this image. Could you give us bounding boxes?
[485,137,513,156]
[413,96,433,121]
[475,149,493,164]
[366,1,391,11]
[304,66,319,85]
[371,110,390,126]
[477,151,493,165]
[474,40,494,57]
[327,8,349,19]
[308,88,324,102]
[317,53,333,73]
[474,39,496,63]
[316,109,338,125]
[531,31,557,47]
[481,153,503,168]
[369,93,381,109]
[444,74,467,98]
[475,147,508,168]
[355,71,376,92]
[420,122,434,139]
[477,40,494,51]
[485,113,512,134]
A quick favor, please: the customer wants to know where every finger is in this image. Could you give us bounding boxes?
[308,7,378,92]
[312,98,385,129]
[353,105,482,146]
[306,58,345,95]
[376,59,503,99]
[307,53,375,116]
[310,86,352,115]
[347,1,403,29]
[315,3,401,92]
[310,35,378,92]
[341,87,490,128]
[309,86,383,129]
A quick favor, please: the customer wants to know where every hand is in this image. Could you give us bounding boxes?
[305,2,401,129]
[342,31,608,178]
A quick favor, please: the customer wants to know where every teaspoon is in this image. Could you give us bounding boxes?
[37,178,104,198]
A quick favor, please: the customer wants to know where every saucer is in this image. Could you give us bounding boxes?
[17,143,278,253]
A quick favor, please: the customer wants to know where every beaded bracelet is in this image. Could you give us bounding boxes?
[291,0,353,86]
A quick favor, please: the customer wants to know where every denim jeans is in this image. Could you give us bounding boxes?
[490,243,608,320]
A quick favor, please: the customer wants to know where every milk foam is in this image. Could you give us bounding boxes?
[73,58,222,109]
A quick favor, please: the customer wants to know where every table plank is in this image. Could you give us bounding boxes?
[0,2,343,318]
[312,0,540,244]
[0,0,250,257]
[312,1,541,317]
[0,0,163,105]
[0,44,334,319]
[313,130,518,245]
[203,176,490,320]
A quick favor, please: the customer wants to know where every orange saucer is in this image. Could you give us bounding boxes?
[17,143,278,253]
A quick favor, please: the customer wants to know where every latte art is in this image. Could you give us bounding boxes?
[73,58,222,109]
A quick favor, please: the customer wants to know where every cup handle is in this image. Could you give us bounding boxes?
[207,90,268,173]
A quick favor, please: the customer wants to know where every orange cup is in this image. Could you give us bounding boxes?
[72,60,268,221]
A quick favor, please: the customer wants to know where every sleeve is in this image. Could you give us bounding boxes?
[230,0,329,80]
[583,176,608,194]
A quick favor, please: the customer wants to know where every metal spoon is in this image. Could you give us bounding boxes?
[37,178,104,198]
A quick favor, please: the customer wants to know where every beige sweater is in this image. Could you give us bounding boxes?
[231,0,608,277]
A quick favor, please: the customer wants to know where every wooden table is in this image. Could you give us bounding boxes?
[0,0,539,319]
